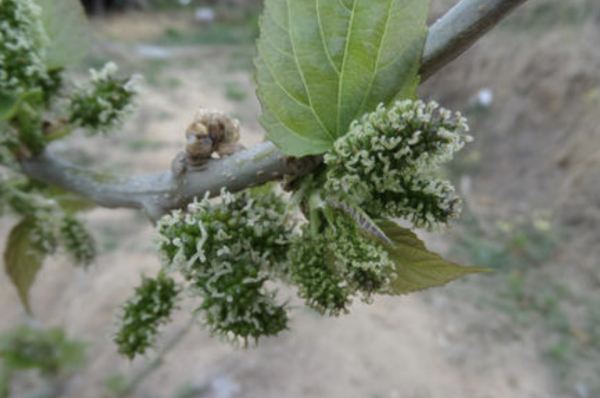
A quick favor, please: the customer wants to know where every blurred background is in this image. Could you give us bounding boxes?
[1,0,599,397]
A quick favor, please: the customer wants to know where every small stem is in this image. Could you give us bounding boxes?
[115,317,197,398]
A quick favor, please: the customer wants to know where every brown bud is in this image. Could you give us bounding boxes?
[195,109,240,145]
[185,121,213,161]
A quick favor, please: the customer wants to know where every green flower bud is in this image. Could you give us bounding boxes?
[289,209,396,314]
[289,231,352,316]
[366,175,462,229]
[115,273,180,360]
[68,63,139,133]
[30,213,59,255]
[198,268,288,344]
[325,212,395,297]
[60,216,96,267]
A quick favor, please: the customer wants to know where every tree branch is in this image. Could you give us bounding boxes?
[18,0,527,220]
[20,142,303,219]
[421,0,527,80]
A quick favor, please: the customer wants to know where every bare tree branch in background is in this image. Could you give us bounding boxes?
[19,0,528,221]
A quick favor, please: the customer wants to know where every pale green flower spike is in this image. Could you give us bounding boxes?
[157,189,294,344]
[324,99,472,229]
[289,210,396,315]
[115,273,180,360]
[68,62,140,133]
[60,216,96,267]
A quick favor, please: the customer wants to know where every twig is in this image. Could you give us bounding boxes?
[19,0,529,220]
[20,142,298,220]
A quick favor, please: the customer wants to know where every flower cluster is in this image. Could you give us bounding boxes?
[324,100,472,229]
[288,232,351,315]
[0,179,97,261]
[289,210,395,315]
[115,273,180,359]
[0,0,49,93]
[0,325,86,377]
[0,180,61,253]
[326,212,395,295]
[157,189,295,344]
[60,216,96,267]
[67,62,139,133]
[29,210,60,255]
[365,176,461,228]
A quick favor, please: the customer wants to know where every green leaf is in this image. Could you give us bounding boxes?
[378,220,489,295]
[4,219,46,314]
[256,0,430,156]
[36,0,91,69]
[0,92,18,121]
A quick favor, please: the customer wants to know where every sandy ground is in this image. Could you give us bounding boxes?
[3,4,599,397]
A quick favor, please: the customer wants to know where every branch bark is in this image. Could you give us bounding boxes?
[20,142,302,219]
[19,0,528,220]
[422,0,527,80]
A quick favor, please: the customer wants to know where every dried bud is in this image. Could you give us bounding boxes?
[185,121,213,161]
[194,109,240,144]
[183,110,243,164]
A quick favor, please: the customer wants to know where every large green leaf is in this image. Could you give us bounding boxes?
[256,0,430,156]
[36,0,91,69]
[378,220,489,295]
[4,219,46,314]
